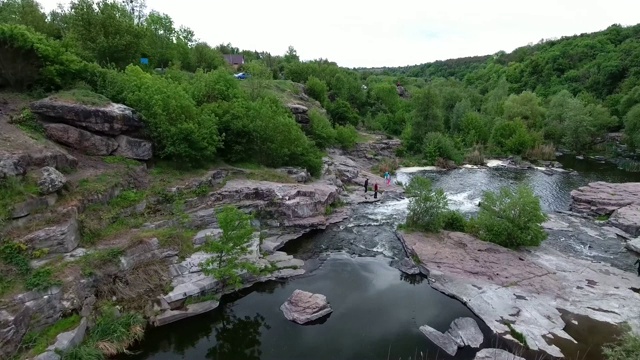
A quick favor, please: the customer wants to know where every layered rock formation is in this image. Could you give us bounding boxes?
[398,231,640,358]
[30,98,152,160]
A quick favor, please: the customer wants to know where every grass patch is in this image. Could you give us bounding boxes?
[324,199,346,215]
[232,162,298,183]
[22,314,81,356]
[8,109,45,138]
[50,89,111,107]
[77,248,124,276]
[184,292,219,306]
[0,176,40,225]
[596,214,611,221]
[603,328,640,360]
[506,323,529,348]
[79,189,147,244]
[72,172,123,200]
[133,227,196,259]
[0,242,32,296]
[63,306,145,359]
[25,267,61,291]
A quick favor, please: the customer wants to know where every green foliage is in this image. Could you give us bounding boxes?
[503,91,545,129]
[9,108,44,136]
[442,211,468,232]
[25,314,81,356]
[489,119,538,156]
[102,156,139,166]
[97,65,220,165]
[327,99,360,126]
[506,323,529,348]
[405,88,444,153]
[51,88,110,106]
[469,185,547,248]
[201,206,260,289]
[77,248,124,276]
[305,76,328,104]
[307,109,336,149]
[422,132,462,165]
[0,176,39,226]
[404,177,449,232]
[335,124,358,150]
[0,242,31,275]
[25,267,61,291]
[624,104,640,151]
[603,330,640,360]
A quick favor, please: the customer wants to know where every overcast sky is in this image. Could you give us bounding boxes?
[38,0,640,68]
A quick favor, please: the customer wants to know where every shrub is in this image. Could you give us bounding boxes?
[422,132,463,165]
[185,68,241,106]
[489,119,538,156]
[405,177,449,232]
[308,109,336,149]
[442,211,467,231]
[305,76,328,104]
[469,185,547,248]
[328,99,360,126]
[9,109,44,136]
[335,124,358,150]
[465,146,485,165]
[624,104,640,151]
[96,65,220,165]
[603,330,640,360]
[526,144,556,161]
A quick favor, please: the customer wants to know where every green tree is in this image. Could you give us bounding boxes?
[307,109,336,149]
[335,124,358,149]
[305,75,328,104]
[404,88,443,153]
[327,99,359,126]
[469,185,547,248]
[624,104,640,151]
[404,177,449,232]
[503,91,546,129]
[422,132,462,165]
[201,206,260,289]
[244,60,272,100]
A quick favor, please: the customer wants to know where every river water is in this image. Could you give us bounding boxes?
[124,156,640,360]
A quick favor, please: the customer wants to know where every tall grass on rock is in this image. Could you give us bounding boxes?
[468,185,547,248]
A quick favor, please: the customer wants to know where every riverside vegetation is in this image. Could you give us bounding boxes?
[1,0,639,358]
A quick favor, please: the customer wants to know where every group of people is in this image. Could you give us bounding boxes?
[363,171,393,199]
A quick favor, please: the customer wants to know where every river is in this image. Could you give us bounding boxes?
[122,156,640,360]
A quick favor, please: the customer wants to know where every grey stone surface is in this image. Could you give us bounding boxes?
[38,167,66,195]
[418,325,459,356]
[447,317,483,348]
[44,123,118,156]
[276,167,311,183]
[33,351,61,360]
[20,207,80,253]
[47,317,87,352]
[474,349,525,360]
[11,194,57,219]
[153,300,219,326]
[626,237,640,254]
[0,153,26,178]
[280,290,332,324]
[113,135,152,160]
[31,98,144,136]
[610,204,640,237]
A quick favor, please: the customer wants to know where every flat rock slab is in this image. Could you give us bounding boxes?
[399,231,640,358]
[474,348,525,360]
[419,325,458,356]
[610,204,640,237]
[280,290,332,324]
[153,300,219,326]
[419,317,483,356]
[626,238,640,254]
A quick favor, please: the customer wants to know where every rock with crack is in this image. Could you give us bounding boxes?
[44,123,118,156]
[287,103,310,126]
[113,135,153,160]
[399,230,640,358]
[38,166,66,195]
[570,181,640,216]
[419,325,458,356]
[280,290,332,324]
[474,348,525,360]
[0,308,32,359]
[20,208,80,254]
[419,317,483,356]
[30,98,144,136]
[33,352,61,360]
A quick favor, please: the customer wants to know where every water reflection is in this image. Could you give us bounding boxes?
[206,311,270,360]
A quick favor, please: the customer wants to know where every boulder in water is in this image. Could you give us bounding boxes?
[280,290,332,324]
[419,317,483,356]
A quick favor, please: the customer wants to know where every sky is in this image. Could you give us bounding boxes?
[37,0,640,68]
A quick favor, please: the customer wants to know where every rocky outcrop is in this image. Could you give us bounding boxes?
[474,349,525,360]
[30,98,144,136]
[38,167,66,195]
[419,317,483,356]
[0,307,32,359]
[30,98,152,160]
[44,123,118,156]
[0,153,26,178]
[113,135,153,160]
[20,208,80,254]
[280,290,332,324]
[570,182,640,236]
[287,103,310,126]
[398,231,640,358]
[10,195,57,219]
[626,237,640,254]
[276,167,311,183]
[345,139,401,162]
[46,317,87,353]
[0,149,77,178]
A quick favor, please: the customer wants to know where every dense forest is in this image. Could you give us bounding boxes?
[2,0,640,172]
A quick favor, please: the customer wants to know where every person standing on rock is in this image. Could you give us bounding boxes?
[374,182,379,199]
[635,259,640,276]
[364,178,369,193]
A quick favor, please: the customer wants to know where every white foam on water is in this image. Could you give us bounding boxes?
[446,191,480,213]
[397,166,441,173]
[486,159,507,167]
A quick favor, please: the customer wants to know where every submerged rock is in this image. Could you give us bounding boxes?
[474,349,525,360]
[280,290,332,324]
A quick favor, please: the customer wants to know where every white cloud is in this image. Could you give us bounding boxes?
[37,0,640,68]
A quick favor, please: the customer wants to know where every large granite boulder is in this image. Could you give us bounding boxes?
[570,182,640,235]
[44,123,118,156]
[20,208,80,254]
[38,167,66,195]
[30,98,144,136]
[280,290,332,324]
[113,135,152,160]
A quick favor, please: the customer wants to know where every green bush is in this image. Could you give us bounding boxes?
[96,65,220,165]
[328,99,360,126]
[489,119,539,155]
[469,185,547,248]
[442,211,467,231]
[624,104,640,151]
[305,76,328,104]
[308,109,336,149]
[184,68,241,106]
[335,124,358,150]
[422,132,463,165]
[404,177,449,232]
[603,330,640,360]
